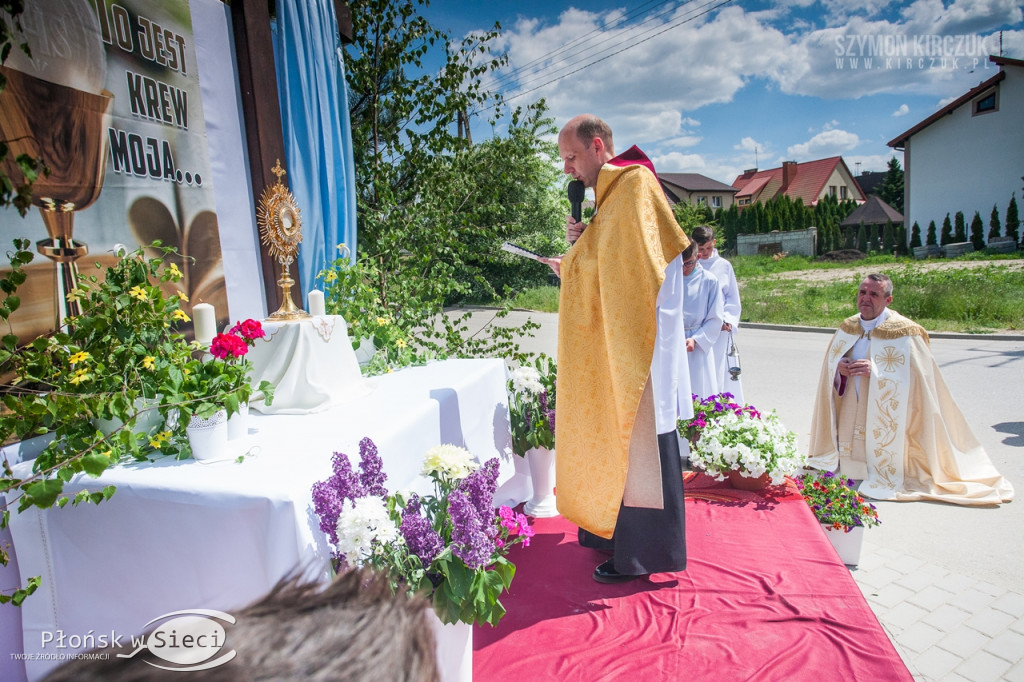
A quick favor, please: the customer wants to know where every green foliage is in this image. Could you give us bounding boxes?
[507,355,556,456]
[509,285,559,313]
[953,211,967,243]
[926,220,937,246]
[882,219,895,254]
[940,214,953,246]
[989,205,1002,240]
[857,221,867,252]
[878,156,904,214]
[910,221,922,248]
[970,211,985,251]
[1007,193,1020,245]
[672,201,716,233]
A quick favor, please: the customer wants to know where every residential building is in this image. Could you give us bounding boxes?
[888,55,1024,237]
[731,157,866,208]
[657,173,739,210]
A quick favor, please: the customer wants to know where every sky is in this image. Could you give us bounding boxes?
[418,0,1024,186]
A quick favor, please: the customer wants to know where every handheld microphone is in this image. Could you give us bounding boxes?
[567,180,585,244]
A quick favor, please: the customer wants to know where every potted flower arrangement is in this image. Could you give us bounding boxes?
[682,400,805,490]
[677,392,758,445]
[181,318,274,455]
[311,438,534,627]
[507,355,556,516]
[796,470,881,565]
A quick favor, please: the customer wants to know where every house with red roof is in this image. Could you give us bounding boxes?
[731,156,865,208]
[888,55,1024,241]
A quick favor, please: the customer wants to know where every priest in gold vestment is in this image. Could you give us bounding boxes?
[807,274,1013,506]
[542,115,690,583]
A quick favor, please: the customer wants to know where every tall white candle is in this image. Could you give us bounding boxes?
[308,290,326,317]
[193,303,216,345]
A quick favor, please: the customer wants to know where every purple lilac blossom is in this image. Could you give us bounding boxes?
[448,490,495,570]
[400,495,444,567]
[357,437,388,497]
[311,451,364,545]
[457,458,499,518]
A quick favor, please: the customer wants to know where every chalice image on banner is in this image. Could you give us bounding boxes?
[0,0,112,329]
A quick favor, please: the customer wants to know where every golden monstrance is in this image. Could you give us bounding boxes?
[257,159,309,320]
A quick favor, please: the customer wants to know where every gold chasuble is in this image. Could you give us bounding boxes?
[555,162,689,538]
[808,311,1014,506]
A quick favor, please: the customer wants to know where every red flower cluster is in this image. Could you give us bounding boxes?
[210,319,265,360]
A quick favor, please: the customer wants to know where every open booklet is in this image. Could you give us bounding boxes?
[500,241,545,261]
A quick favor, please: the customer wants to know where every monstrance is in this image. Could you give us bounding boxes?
[258,159,309,320]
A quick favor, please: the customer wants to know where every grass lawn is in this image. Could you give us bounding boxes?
[508,254,1024,333]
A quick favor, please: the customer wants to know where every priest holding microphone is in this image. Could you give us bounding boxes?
[540,114,690,584]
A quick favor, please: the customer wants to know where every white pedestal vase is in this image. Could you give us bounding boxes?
[821,524,865,566]
[186,410,228,462]
[353,335,376,367]
[524,447,557,517]
[92,396,163,437]
[425,608,472,682]
[227,402,249,440]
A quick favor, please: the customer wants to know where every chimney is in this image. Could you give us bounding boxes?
[741,168,757,179]
[781,161,797,190]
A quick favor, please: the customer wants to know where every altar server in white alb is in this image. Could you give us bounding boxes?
[692,225,744,403]
[807,274,1014,506]
[681,242,723,402]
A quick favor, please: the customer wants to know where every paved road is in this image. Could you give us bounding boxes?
[461,309,1024,681]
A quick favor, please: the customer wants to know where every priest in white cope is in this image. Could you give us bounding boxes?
[807,274,1014,506]
[693,225,744,403]
[681,242,724,401]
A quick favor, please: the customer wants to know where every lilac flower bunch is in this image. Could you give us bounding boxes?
[311,439,534,627]
[677,392,761,442]
[508,354,556,456]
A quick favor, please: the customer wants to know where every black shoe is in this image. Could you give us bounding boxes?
[593,559,639,584]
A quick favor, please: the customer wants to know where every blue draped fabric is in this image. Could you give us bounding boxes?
[272,0,357,300]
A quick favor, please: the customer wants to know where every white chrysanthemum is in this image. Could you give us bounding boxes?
[335,497,399,565]
[510,365,544,395]
[422,444,479,479]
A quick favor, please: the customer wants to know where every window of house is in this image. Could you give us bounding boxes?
[973,89,998,116]
[738,198,750,206]
[712,196,722,208]
[697,196,707,206]
[829,186,837,197]
[840,186,848,199]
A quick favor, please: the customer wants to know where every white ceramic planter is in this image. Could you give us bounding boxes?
[92,396,163,437]
[821,524,865,566]
[353,335,376,367]
[425,607,472,682]
[227,402,249,440]
[524,447,558,518]
[186,410,228,461]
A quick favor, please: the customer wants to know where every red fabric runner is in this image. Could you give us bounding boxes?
[474,473,912,681]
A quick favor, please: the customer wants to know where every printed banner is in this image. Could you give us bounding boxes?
[0,0,228,342]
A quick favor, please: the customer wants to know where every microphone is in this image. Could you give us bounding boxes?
[567,179,585,243]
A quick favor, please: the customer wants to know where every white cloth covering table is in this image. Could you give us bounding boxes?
[2,358,518,681]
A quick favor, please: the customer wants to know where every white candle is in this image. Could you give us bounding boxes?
[308,290,326,317]
[193,303,216,345]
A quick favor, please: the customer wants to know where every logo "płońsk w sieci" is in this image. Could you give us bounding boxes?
[118,609,236,672]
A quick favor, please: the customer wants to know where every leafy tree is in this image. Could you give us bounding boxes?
[673,201,715,233]
[1,0,47,216]
[342,0,559,360]
[926,220,937,246]
[910,221,922,248]
[953,210,966,242]
[988,205,1002,240]
[882,219,895,253]
[878,156,904,214]
[940,213,953,246]
[857,220,867,252]
[1007,193,1020,246]
[896,222,907,255]
[969,211,985,251]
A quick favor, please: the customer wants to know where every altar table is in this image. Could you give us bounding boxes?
[1,358,518,681]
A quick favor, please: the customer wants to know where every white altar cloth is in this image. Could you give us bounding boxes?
[2,358,516,681]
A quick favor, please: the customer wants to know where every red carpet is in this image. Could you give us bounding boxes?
[474,473,912,681]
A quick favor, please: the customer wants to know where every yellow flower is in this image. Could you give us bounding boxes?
[183,367,191,377]
[167,263,183,280]
[337,242,347,252]
[148,430,172,449]
[68,351,91,365]
[376,316,388,326]
[172,309,191,322]
[178,291,190,302]
[395,338,407,349]
[101,449,114,460]
[142,356,156,370]
[129,285,148,301]
[69,368,91,385]
[65,288,85,303]
[324,270,338,283]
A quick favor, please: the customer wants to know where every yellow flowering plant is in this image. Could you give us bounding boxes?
[0,240,205,605]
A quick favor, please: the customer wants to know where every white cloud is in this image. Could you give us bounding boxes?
[653,152,706,171]
[845,153,900,174]
[734,136,764,152]
[786,129,861,159]
[893,104,910,116]
[681,117,702,128]
[664,135,703,148]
